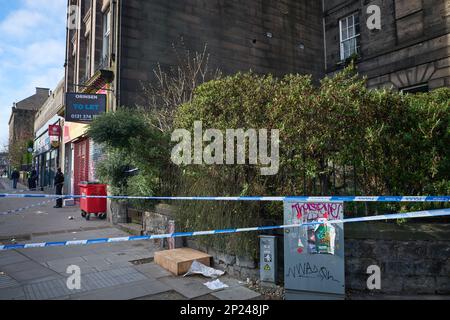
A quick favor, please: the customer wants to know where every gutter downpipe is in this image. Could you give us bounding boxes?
[322,0,328,74]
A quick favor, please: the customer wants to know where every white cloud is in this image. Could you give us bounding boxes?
[0,40,66,71]
[0,0,66,42]
[24,0,67,10]
[0,10,47,38]
[0,0,67,144]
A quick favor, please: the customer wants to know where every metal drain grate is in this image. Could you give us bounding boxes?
[129,257,154,265]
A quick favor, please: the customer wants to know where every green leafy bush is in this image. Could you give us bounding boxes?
[88,65,449,257]
[87,108,170,202]
[173,66,449,256]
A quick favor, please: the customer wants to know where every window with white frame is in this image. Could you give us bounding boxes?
[102,8,111,61]
[339,13,361,61]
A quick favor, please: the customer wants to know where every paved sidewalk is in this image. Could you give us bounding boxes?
[0,178,262,300]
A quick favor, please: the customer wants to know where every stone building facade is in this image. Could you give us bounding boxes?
[7,88,50,170]
[324,0,450,91]
[118,0,325,107]
[8,88,50,147]
[62,0,325,202]
[65,0,325,110]
[33,79,65,189]
[0,153,8,174]
[65,0,450,108]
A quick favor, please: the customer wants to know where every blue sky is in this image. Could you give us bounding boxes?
[0,0,67,149]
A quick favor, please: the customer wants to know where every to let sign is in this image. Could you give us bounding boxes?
[65,93,106,123]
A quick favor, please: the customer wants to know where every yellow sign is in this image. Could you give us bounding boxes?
[63,121,88,144]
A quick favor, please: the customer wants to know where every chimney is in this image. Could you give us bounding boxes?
[36,87,50,96]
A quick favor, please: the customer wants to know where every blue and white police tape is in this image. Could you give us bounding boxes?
[0,199,54,216]
[0,193,449,202]
[1,208,449,251]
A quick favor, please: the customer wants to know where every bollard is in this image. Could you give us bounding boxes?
[259,235,277,286]
[168,220,175,250]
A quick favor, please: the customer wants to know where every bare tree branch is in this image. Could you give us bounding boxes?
[139,42,221,132]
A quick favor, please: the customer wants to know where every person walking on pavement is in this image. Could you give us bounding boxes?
[11,169,20,189]
[54,168,64,208]
[29,169,38,191]
[27,170,32,190]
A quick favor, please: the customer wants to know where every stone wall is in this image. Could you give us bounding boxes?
[345,222,450,296]
[142,204,183,250]
[346,239,450,295]
[185,238,261,281]
[142,203,450,295]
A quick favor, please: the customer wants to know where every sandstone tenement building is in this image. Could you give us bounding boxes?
[8,88,50,148]
[65,0,326,110]
[324,0,450,92]
[65,0,450,106]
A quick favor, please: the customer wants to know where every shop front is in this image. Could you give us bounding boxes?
[33,118,62,189]
[63,121,88,198]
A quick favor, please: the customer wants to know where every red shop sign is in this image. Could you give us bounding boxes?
[49,124,61,137]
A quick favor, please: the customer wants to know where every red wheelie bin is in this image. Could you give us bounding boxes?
[79,182,107,220]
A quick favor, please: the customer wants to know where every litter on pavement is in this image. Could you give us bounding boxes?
[204,279,229,290]
[183,260,225,278]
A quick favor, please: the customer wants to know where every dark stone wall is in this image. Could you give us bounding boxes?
[9,109,36,144]
[346,239,450,295]
[345,222,450,296]
[9,88,49,146]
[118,0,325,108]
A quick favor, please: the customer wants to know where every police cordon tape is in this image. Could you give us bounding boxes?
[0,200,54,216]
[1,208,449,251]
[1,194,449,202]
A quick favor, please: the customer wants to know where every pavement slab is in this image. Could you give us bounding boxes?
[192,294,221,300]
[8,266,59,283]
[1,260,45,273]
[0,286,25,300]
[90,261,132,272]
[158,275,216,299]
[211,286,262,300]
[70,278,171,300]
[22,266,154,300]
[135,290,188,300]
[0,252,30,267]
[134,263,172,279]
[0,179,260,300]
[0,273,20,289]
[24,277,78,300]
